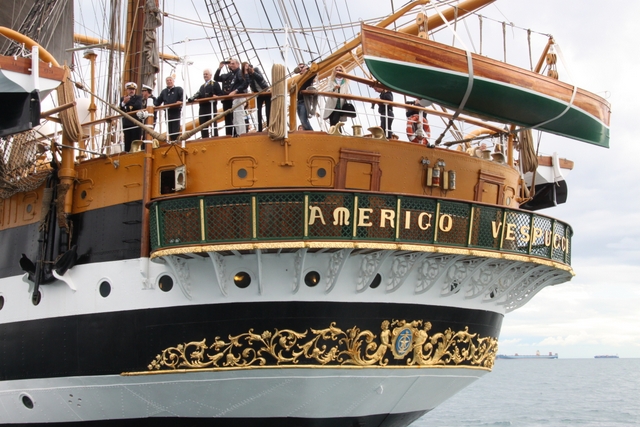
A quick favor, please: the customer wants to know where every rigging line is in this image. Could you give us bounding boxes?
[190,0,218,54]
[317,0,340,60]
[462,14,477,53]
[289,0,316,61]
[280,0,304,65]
[268,0,291,62]
[211,2,237,59]
[301,1,322,60]
[165,10,370,33]
[431,0,474,146]
[259,0,287,62]
[324,0,341,51]
[341,0,355,41]
[465,7,552,39]
[310,0,333,64]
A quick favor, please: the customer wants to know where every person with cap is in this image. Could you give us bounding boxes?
[214,58,248,137]
[188,69,222,138]
[119,82,143,152]
[140,84,157,138]
[154,76,184,141]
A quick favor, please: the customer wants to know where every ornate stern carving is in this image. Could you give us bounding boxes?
[145,319,498,373]
[208,252,227,296]
[387,253,426,293]
[415,255,464,294]
[293,248,308,293]
[325,248,353,293]
[164,255,192,299]
[356,251,391,292]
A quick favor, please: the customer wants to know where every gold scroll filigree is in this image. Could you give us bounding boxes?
[147,320,498,372]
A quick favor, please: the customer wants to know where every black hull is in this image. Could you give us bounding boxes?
[0,411,427,427]
[0,301,502,381]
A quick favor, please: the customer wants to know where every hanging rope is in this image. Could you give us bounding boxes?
[56,66,83,143]
[527,29,533,71]
[269,64,286,141]
[517,128,538,174]
[502,21,507,62]
[478,15,483,55]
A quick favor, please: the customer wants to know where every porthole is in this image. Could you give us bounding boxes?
[234,272,251,288]
[317,168,327,178]
[0,295,4,310]
[159,275,173,292]
[304,271,320,287]
[369,274,382,289]
[99,281,111,298]
[32,290,41,306]
[26,204,33,213]
[237,168,248,179]
[20,394,34,409]
[80,190,87,199]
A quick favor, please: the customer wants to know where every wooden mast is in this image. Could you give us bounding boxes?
[123,0,147,89]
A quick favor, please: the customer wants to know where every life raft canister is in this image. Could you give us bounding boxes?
[406,114,431,145]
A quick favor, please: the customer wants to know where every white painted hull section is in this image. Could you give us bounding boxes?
[0,368,486,424]
[0,250,569,323]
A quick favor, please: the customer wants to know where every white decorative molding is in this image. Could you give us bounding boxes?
[415,255,464,294]
[164,256,192,300]
[464,260,513,299]
[325,248,353,293]
[504,270,570,312]
[356,251,392,292]
[292,248,308,293]
[386,253,427,293]
[256,249,264,295]
[139,257,153,290]
[208,252,227,296]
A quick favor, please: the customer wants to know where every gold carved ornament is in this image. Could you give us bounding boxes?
[146,320,498,373]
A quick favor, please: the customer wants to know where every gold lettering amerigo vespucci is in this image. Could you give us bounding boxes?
[143,320,499,374]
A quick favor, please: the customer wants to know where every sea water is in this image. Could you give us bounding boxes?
[414,358,640,427]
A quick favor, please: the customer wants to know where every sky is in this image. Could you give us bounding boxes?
[477,0,640,359]
[72,0,640,358]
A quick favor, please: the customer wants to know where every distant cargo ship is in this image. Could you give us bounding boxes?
[496,351,558,359]
[594,355,619,359]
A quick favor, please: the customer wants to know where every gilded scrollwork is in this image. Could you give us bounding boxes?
[148,319,498,372]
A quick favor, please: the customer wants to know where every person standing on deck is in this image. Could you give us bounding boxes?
[119,82,143,152]
[188,69,222,138]
[139,84,157,140]
[374,86,394,139]
[323,65,349,127]
[244,62,271,132]
[214,58,248,137]
[296,63,316,130]
[154,76,183,141]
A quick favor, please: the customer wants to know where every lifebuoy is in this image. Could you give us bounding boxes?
[406,114,431,145]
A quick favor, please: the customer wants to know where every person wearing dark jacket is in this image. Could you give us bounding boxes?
[243,62,270,132]
[119,82,143,152]
[296,63,316,130]
[154,76,184,141]
[214,58,249,136]
[374,86,394,139]
[188,69,222,138]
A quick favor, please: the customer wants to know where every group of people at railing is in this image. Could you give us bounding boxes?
[118,60,431,152]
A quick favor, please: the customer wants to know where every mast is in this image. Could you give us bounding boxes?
[124,0,146,87]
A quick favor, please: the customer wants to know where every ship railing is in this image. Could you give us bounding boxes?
[295,90,510,160]
[74,91,510,162]
[148,189,573,267]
